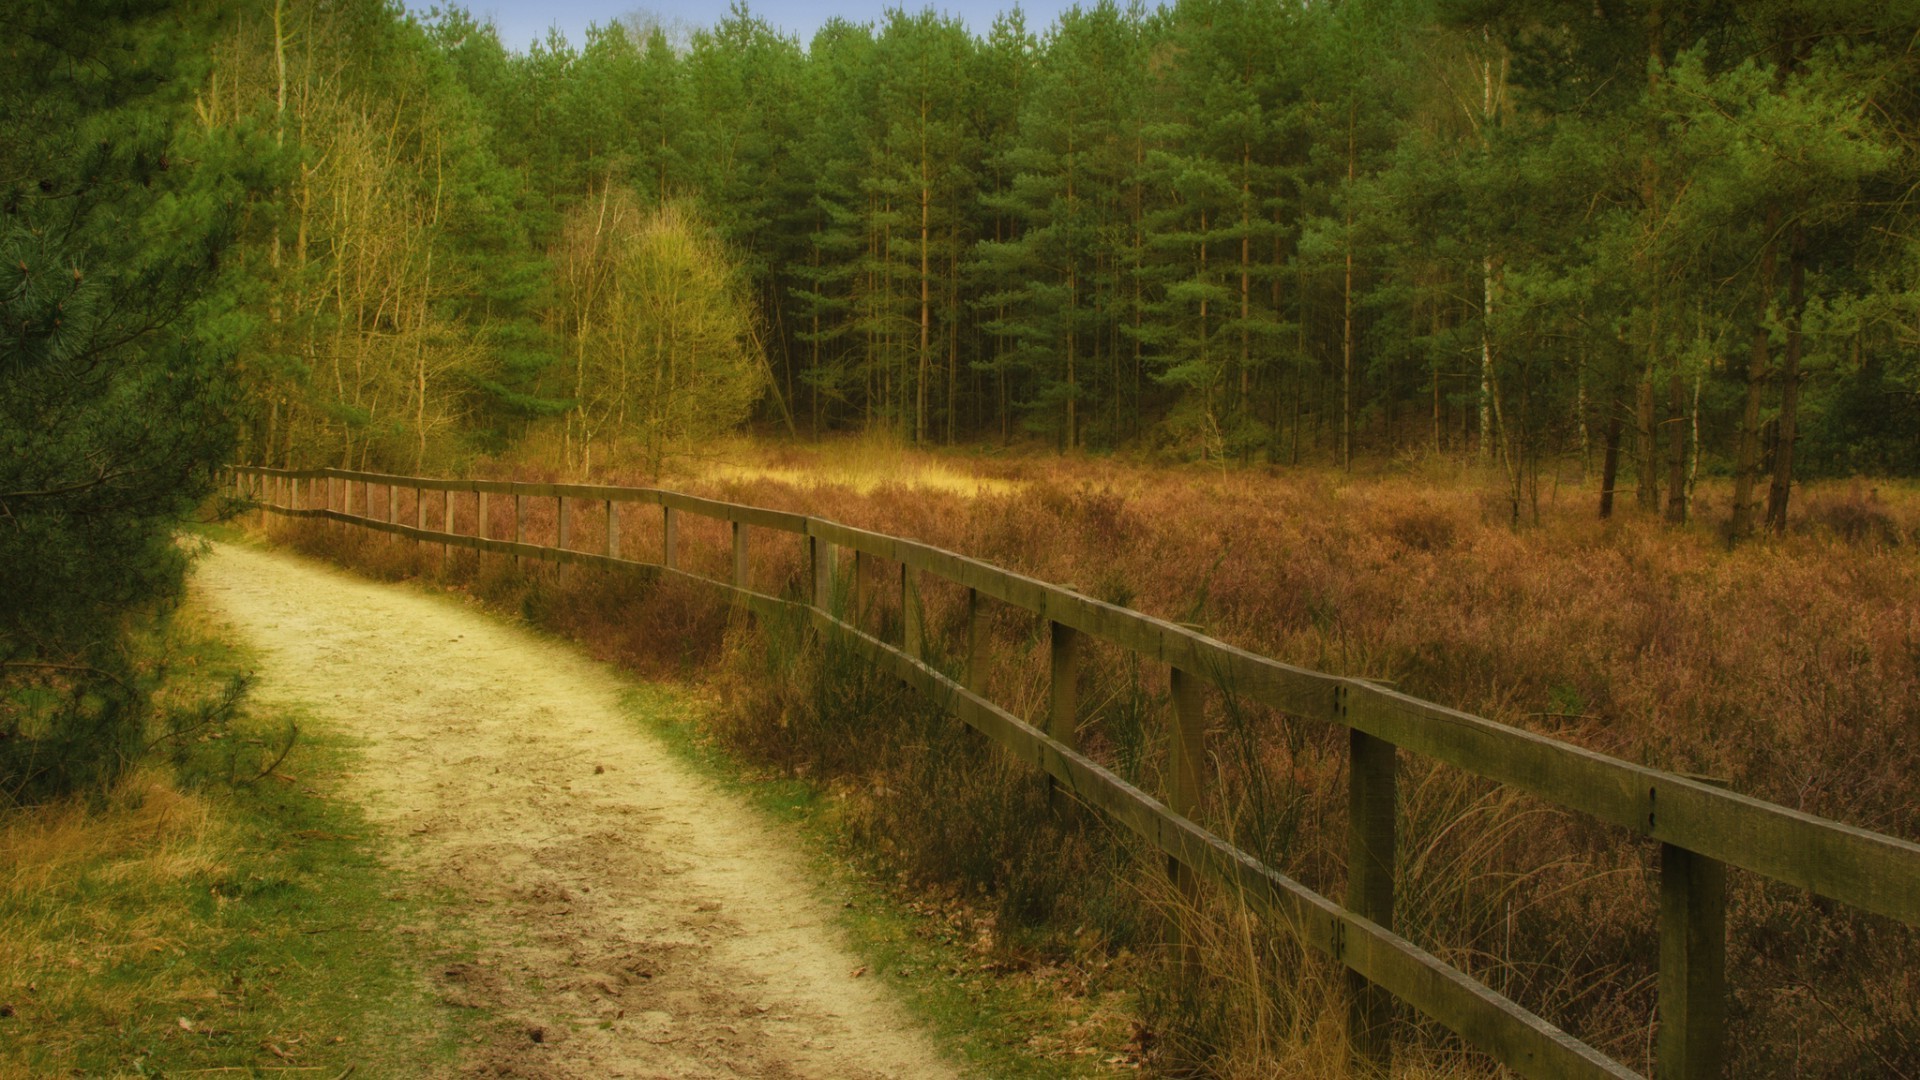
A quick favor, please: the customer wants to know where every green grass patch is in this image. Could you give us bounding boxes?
[617,685,1138,1079]
[0,605,473,1079]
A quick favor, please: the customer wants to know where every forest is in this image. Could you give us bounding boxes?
[199,0,1920,535]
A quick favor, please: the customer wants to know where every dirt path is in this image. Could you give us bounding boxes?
[191,541,962,1080]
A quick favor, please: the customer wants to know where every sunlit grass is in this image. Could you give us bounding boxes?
[0,605,469,1079]
[681,432,1026,497]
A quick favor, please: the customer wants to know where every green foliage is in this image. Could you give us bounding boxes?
[85,0,1920,499]
[554,195,765,472]
[1,0,259,801]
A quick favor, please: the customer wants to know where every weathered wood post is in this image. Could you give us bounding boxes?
[1167,666,1207,977]
[1047,619,1080,814]
[477,490,490,543]
[731,520,750,592]
[557,494,571,583]
[605,499,619,559]
[902,564,923,661]
[387,481,399,536]
[1343,691,1398,1077]
[964,587,987,695]
[512,489,524,571]
[414,482,426,554]
[808,530,834,611]
[848,550,865,627]
[1657,777,1729,1080]
[663,505,678,571]
[441,487,455,564]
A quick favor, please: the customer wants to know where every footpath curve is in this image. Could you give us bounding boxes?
[192,540,959,1080]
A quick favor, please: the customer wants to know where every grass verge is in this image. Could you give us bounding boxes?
[0,599,472,1079]
[617,683,1143,1078]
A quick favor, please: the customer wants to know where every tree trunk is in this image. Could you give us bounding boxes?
[1599,387,1625,519]
[1664,371,1687,523]
[1342,102,1356,471]
[1730,207,1779,541]
[1765,226,1805,533]
[1635,377,1659,511]
[1240,143,1252,443]
[1480,256,1495,464]
[916,102,931,446]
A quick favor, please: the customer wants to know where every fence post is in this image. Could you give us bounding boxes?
[1167,666,1207,977]
[663,506,678,571]
[477,490,489,542]
[1047,620,1080,814]
[809,532,833,610]
[414,482,426,546]
[605,500,619,559]
[1657,778,1729,1080]
[732,520,750,591]
[558,495,571,550]
[850,550,865,627]
[1345,719,1398,1077]
[442,488,454,564]
[902,564,922,660]
[387,481,398,533]
[965,587,987,695]
[512,490,524,570]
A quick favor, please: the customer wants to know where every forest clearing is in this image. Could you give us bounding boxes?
[7,0,1920,1076]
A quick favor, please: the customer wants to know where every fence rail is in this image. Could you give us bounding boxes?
[225,465,1920,1080]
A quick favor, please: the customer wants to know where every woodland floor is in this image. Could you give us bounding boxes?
[190,540,960,1079]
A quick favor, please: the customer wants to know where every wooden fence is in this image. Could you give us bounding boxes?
[225,465,1920,1080]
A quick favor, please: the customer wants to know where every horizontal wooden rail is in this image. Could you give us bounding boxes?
[226,464,1920,1080]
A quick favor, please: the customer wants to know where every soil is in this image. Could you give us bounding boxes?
[191,540,962,1080]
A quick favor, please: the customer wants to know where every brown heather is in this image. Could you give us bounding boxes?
[270,449,1920,1079]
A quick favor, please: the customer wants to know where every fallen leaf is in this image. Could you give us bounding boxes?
[849,966,867,979]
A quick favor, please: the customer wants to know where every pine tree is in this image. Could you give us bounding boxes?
[1,0,263,800]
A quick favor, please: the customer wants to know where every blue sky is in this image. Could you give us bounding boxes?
[417,1,1082,52]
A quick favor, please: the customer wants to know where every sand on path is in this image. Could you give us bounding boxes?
[192,540,958,1080]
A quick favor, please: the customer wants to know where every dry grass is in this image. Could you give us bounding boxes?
[0,605,464,1078]
[0,771,229,1072]
[269,447,1920,1078]
[680,432,1026,498]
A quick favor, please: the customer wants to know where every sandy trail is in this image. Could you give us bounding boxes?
[191,541,959,1080]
